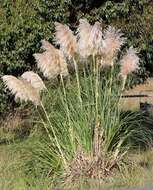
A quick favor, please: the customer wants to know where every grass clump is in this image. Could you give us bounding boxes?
[1,19,153,189]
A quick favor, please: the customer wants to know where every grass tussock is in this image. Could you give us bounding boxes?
[1,18,153,189]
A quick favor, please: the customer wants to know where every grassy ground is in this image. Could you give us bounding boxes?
[0,136,53,190]
[1,129,153,190]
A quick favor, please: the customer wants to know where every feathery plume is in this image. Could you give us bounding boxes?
[34,41,68,79]
[20,79,41,106]
[77,19,93,58]
[2,75,28,102]
[120,47,140,77]
[120,47,139,90]
[101,26,125,67]
[21,71,46,92]
[55,22,77,58]
[2,75,41,106]
[41,39,55,51]
[88,21,103,55]
[33,52,60,79]
[78,19,103,57]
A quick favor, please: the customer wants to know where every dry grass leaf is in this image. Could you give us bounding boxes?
[64,149,121,187]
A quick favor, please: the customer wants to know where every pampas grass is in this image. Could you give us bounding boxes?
[2,74,66,167]
[58,50,69,77]
[101,26,125,67]
[120,47,140,77]
[55,22,77,58]
[2,75,41,106]
[21,71,46,93]
[2,18,147,188]
[88,21,103,55]
[120,47,140,90]
[40,39,54,51]
[77,19,92,58]
[33,41,68,79]
[33,52,60,79]
[20,79,41,105]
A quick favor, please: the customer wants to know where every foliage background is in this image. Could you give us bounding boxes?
[0,0,153,115]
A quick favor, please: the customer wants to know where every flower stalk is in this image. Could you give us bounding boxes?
[40,101,67,168]
[73,58,83,108]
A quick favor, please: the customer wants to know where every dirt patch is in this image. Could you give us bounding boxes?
[120,78,153,110]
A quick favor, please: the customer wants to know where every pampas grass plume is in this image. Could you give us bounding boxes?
[77,19,92,58]
[120,47,139,90]
[78,20,102,57]
[120,47,140,77]
[101,26,125,67]
[55,22,77,58]
[21,71,46,92]
[88,21,103,55]
[41,39,55,51]
[20,79,41,106]
[34,41,69,79]
[2,75,41,106]
[34,52,60,79]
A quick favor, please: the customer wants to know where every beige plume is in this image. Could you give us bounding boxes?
[20,79,41,106]
[41,39,55,51]
[34,41,68,79]
[2,75,41,106]
[78,19,103,57]
[21,71,46,92]
[120,47,140,77]
[101,26,125,67]
[77,19,92,58]
[33,51,60,79]
[88,21,103,55]
[55,22,77,58]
